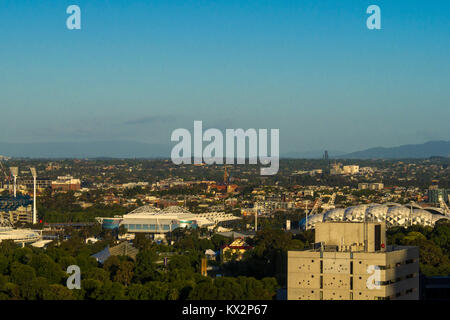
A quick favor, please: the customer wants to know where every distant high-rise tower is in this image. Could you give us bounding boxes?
[323,150,329,161]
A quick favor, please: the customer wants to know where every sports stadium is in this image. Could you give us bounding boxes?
[97,205,241,235]
[301,203,450,229]
[0,218,41,244]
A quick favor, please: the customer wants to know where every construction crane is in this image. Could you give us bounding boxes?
[305,197,322,230]
[321,193,336,210]
[0,160,11,193]
[438,195,450,217]
[0,160,9,180]
[309,197,323,216]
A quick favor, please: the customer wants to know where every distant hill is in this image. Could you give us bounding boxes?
[1,140,449,160]
[0,141,172,159]
[340,141,450,159]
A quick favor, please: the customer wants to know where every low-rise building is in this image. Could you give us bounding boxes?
[52,175,81,191]
[221,238,253,261]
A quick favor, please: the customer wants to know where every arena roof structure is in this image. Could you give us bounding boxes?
[98,205,242,234]
[127,205,162,215]
[0,227,41,245]
[0,218,41,244]
[300,203,450,229]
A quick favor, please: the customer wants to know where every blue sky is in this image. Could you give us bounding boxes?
[0,0,449,154]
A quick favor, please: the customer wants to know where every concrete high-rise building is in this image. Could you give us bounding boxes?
[288,222,419,300]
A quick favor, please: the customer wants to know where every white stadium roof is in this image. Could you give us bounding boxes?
[0,227,41,243]
[121,205,241,227]
[301,203,450,229]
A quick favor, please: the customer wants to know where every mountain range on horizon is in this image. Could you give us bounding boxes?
[337,140,450,159]
[0,140,448,160]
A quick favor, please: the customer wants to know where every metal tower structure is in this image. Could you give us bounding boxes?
[9,167,18,198]
[30,167,38,224]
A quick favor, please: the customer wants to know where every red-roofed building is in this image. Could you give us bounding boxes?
[221,238,253,261]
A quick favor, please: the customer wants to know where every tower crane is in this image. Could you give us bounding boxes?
[305,196,322,230]
[438,195,450,217]
[0,160,10,192]
[321,193,336,210]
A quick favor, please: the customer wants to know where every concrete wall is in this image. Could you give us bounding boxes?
[288,246,419,300]
[315,222,386,253]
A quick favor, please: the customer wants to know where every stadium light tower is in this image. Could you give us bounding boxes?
[10,167,19,198]
[30,167,38,224]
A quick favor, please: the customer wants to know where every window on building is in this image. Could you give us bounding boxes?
[374,224,381,251]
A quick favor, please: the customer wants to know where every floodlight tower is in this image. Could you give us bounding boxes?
[30,167,38,224]
[10,167,18,198]
[304,200,309,231]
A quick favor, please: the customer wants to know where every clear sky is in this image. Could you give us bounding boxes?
[0,0,449,155]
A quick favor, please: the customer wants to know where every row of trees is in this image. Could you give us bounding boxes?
[219,216,450,283]
[0,228,278,300]
[387,220,450,276]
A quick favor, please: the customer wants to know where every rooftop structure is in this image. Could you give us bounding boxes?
[91,242,139,264]
[221,238,253,261]
[0,218,41,244]
[96,205,241,237]
[301,203,450,229]
[288,222,419,300]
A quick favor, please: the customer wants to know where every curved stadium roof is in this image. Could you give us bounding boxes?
[127,205,161,215]
[301,203,450,229]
